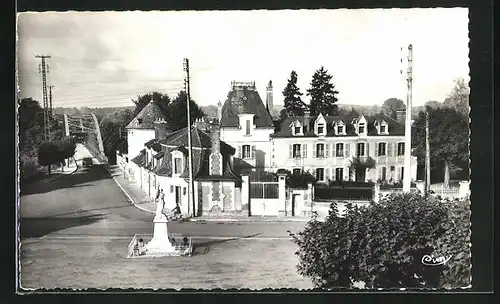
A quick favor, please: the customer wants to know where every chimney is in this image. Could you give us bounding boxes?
[396,109,406,124]
[154,118,168,140]
[303,108,311,133]
[266,80,274,113]
[209,119,222,175]
[216,100,222,121]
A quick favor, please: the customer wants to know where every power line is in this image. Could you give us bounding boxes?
[35,55,51,140]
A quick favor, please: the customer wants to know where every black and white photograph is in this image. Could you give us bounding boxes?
[16,8,471,290]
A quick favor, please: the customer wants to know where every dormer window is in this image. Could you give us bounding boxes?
[358,123,366,134]
[375,120,389,135]
[334,121,346,135]
[136,118,143,126]
[171,150,184,176]
[291,120,303,136]
[317,123,325,135]
[314,114,327,136]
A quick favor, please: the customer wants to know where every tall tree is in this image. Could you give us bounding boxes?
[443,77,469,118]
[412,106,469,188]
[381,98,405,119]
[165,91,205,130]
[132,92,171,117]
[38,141,63,175]
[282,71,306,117]
[307,66,339,116]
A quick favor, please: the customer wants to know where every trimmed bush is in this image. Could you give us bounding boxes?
[289,192,471,289]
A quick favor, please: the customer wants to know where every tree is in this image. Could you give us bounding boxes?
[57,137,77,171]
[38,141,63,175]
[443,77,469,118]
[412,107,469,188]
[307,66,339,116]
[165,91,205,130]
[424,100,442,110]
[282,71,306,116]
[18,98,44,152]
[132,92,171,117]
[99,108,135,157]
[381,98,405,119]
[289,192,471,289]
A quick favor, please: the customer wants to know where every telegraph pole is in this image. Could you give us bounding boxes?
[183,58,196,217]
[49,85,54,118]
[425,108,431,197]
[403,44,413,192]
[36,55,51,140]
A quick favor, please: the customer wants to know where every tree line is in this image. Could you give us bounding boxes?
[99,90,205,161]
[18,98,66,185]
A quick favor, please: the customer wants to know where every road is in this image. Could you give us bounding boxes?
[20,163,306,240]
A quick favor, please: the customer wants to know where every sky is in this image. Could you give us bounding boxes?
[17,9,469,109]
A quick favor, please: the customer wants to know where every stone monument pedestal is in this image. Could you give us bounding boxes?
[145,213,176,255]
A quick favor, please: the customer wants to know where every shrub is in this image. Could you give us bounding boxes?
[20,155,40,180]
[289,192,471,289]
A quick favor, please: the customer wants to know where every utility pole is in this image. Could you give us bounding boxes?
[403,44,413,192]
[36,55,51,140]
[49,85,54,119]
[183,58,196,217]
[425,108,431,197]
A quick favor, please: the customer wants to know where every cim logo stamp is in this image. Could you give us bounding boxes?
[421,255,452,266]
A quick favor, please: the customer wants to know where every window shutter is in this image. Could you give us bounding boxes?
[325,143,330,157]
[393,143,398,157]
[303,144,307,158]
[251,145,256,159]
[289,144,293,158]
[238,145,242,158]
[344,166,349,180]
[377,167,381,181]
[388,143,393,157]
[332,143,336,158]
[325,168,330,181]
[375,142,379,157]
[312,144,316,158]
[345,143,350,157]
[366,142,370,157]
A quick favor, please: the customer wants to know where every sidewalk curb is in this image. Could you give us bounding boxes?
[103,165,156,215]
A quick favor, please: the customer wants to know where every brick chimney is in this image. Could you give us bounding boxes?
[209,119,222,176]
[193,117,209,132]
[266,80,273,113]
[154,118,168,140]
[303,108,311,133]
[396,109,406,124]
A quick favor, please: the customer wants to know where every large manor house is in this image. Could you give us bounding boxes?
[118,81,417,217]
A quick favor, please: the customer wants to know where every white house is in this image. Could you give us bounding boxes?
[218,81,275,169]
[270,111,418,183]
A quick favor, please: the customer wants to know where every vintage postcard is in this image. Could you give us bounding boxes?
[16,8,471,291]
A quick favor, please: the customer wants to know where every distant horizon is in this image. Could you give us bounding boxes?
[18,9,469,108]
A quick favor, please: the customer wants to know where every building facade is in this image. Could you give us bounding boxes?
[271,112,418,183]
[218,81,275,169]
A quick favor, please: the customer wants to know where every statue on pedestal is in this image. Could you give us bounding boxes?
[155,188,165,216]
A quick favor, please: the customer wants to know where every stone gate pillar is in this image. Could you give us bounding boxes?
[241,173,250,216]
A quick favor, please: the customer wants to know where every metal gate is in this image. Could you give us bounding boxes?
[249,170,279,199]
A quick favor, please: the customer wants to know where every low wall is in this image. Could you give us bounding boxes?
[306,200,371,219]
[250,198,282,216]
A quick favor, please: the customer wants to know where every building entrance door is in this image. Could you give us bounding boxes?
[175,186,182,207]
[291,194,298,217]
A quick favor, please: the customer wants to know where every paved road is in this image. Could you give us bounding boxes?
[20,163,306,240]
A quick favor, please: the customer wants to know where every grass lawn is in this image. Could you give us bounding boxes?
[20,237,314,290]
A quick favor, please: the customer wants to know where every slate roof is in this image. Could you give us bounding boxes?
[220,83,274,128]
[125,100,167,129]
[134,126,239,181]
[158,127,235,155]
[272,113,405,138]
[131,149,146,166]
